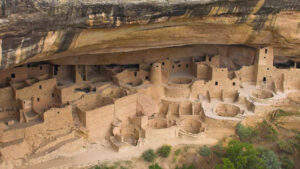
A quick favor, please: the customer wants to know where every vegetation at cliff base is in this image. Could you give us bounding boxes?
[90,120,300,169]
[142,149,157,162]
[236,120,278,143]
[216,140,266,169]
[198,145,211,157]
[157,145,172,158]
[149,163,162,169]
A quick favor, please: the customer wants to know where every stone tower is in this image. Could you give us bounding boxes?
[150,63,162,84]
[256,46,274,85]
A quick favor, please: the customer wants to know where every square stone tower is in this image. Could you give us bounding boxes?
[256,46,274,85]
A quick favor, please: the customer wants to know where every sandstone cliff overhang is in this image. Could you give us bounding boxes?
[0,0,300,70]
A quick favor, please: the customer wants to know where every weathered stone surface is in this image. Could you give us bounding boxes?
[0,0,300,70]
[137,94,159,116]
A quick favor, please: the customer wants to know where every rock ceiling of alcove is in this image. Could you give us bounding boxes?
[0,0,300,70]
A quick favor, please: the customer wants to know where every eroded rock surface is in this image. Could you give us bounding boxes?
[0,0,300,70]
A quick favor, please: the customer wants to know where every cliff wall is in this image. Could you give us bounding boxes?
[0,0,300,69]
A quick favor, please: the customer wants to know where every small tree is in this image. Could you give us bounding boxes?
[142,149,157,162]
[278,140,296,154]
[257,120,278,142]
[175,164,196,169]
[259,148,281,169]
[157,145,172,158]
[174,148,181,156]
[212,142,225,157]
[149,163,162,169]
[173,148,182,162]
[216,158,235,169]
[235,123,258,143]
[220,140,266,169]
[199,145,211,157]
[90,164,114,169]
[280,155,294,169]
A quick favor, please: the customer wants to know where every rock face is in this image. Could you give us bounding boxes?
[0,0,300,70]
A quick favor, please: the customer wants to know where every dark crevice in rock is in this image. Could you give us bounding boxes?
[56,30,78,53]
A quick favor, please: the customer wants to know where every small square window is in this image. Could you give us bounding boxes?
[11,73,15,78]
[215,81,218,86]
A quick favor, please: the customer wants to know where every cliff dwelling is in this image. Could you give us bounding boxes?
[0,44,299,168]
[0,0,300,168]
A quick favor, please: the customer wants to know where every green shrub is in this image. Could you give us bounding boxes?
[257,120,278,142]
[216,158,235,169]
[90,164,115,169]
[173,148,182,162]
[218,140,266,169]
[235,123,258,143]
[259,149,281,169]
[276,109,298,118]
[280,155,294,169]
[174,148,182,156]
[278,140,296,154]
[212,142,225,157]
[198,145,211,157]
[295,132,300,140]
[294,132,300,153]
[149,163,162,169]
[142,149,157,162]
[175,164,195,169]
[91,166,101,169]
[157,145,172,158]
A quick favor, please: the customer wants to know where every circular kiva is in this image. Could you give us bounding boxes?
[252,89,274,99]
[180,119,202,134]
[215,104,240,117]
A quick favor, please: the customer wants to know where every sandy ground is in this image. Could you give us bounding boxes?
[15,126,233,169]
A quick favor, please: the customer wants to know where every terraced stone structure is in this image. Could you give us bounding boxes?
[0,45,299,166]
[0,0,299,168]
